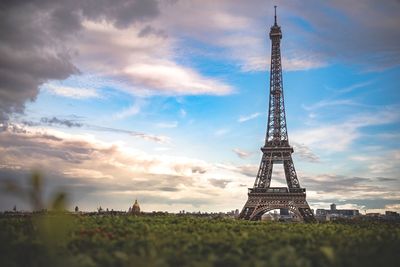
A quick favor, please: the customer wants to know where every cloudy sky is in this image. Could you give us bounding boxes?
[1,0,399,213]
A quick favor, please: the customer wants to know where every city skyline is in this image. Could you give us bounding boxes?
[0,0,399,213]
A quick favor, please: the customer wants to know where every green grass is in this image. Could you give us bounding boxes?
[0,215,399,267]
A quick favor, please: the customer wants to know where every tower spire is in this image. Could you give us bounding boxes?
[274,5,277,25]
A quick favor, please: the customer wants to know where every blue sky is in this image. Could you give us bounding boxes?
[0,0,399,213]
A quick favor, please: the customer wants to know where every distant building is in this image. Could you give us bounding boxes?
[385,211,399,217]
[130,199,141,215]
[261,213,275,221]
[235,209,239,217]
[280,208,289,216]
[316,203,359,221]
[365,213,380,217]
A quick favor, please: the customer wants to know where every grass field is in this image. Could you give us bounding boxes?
[0,215,399,267]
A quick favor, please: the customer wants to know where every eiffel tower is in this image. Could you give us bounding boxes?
[238,6,315,222]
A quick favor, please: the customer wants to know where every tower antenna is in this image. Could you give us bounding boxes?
[274,5,277,25]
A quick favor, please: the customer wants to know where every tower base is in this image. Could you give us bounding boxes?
[238,187,315,222]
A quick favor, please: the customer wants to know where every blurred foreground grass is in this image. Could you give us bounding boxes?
[1,174,399,267]
[0,215,399,267]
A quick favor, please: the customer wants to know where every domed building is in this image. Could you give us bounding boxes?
[130,199,141,215]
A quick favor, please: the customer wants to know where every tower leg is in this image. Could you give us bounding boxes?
[254,154,273,188]
[283,158,300,189]
[239,192,316,222]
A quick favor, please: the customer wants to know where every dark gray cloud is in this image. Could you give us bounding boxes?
[191,166,207,174]
[40,117,83,128]
[138,25,168,38]
[303,174,400,202]
[0,0,159,122]
[304,175,370,193]
[0,131,96,164]
[376,177,398,182]
[209,178,231,188]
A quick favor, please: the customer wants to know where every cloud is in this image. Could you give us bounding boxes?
[138,25,168,38]
[72,19,234,97]
[238,112,261,123]
[20,117,169,144]
[0,0,236,124]
[0,0,160,122]
[0,127,253,212]
[1,125,398,213]
[307,0,400,70]
[385,204,400,211]
[240,55,326,72]
[0,46,78,122]
[87,125,170,143]
[3,0,397,124]
[218,163,258,178]
[349,150,400,177]
[43,84,100,99]
[302,81,375,112]
[209,178,231,189]
[122,62,233,96]
[232,148,252,159]
[292,142,320,163]
[113,99,145,119]
[159,0,400,71]
[292,106,400,151]
[335,81,374,94]
[301,172,400,205]
[302,99,359,111]
[40,117,83,128]
[113,105,142,119]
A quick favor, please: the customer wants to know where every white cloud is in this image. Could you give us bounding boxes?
[238,112,261,122]
[292,142,320,163]
[302,99,358,111]
[240,55,326,72]
[232,148,252,159]
[293,124,358,152]
[44,84,100,99]
[70,20,234,97]
[124,62,233,95]
[349,150,400,177]
[293,106,400,152]
[63,168,114,180]
[336,81,373,94]
[113,100,145,119]
[385,204,400,211]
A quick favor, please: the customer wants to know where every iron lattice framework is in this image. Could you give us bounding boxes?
[239,7,315,222]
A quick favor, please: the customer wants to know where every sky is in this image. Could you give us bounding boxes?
[0,0,399,214]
